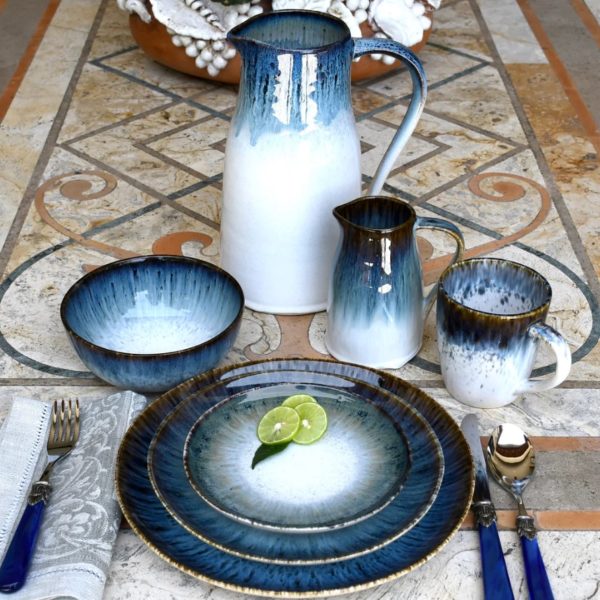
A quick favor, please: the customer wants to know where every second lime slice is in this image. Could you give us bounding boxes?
[257,406,300,445]
[281,394,317,409]
[293,402,328,445]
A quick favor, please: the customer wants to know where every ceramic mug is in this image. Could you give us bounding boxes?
[326,195,464,368]
[436,257,572,408]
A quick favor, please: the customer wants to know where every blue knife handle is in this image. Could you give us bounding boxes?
[478,521,515,600]
[0,502,45,593]
[521,535,554,600]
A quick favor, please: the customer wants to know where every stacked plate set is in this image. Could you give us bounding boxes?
[116,358,475,597]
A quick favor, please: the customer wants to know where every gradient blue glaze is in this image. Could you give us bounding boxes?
[228,11,353,142]
[437,258,551,352]
[60,256,243,393]
[329,197,421,323]
[116,359,473,594]
[0,502,45,592]
[149,373,443,562]
[478,522,515,599]
[521,536,555,600]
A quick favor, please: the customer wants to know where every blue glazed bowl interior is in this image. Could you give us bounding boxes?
[62,257,243,355]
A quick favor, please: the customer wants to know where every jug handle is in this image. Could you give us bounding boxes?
[414,217,464,319]
[353,38,427,195]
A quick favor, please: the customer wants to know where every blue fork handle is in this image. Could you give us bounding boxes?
[478,522,515,599]
[521,536,554,600]
[0,502,45,593]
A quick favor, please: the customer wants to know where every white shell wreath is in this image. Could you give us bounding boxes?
[117,0,440,77]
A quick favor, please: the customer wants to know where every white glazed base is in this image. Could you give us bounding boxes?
[438,339,536,409]
[325,337,422,369]
[245,299,328,315]
[221,112,361,316]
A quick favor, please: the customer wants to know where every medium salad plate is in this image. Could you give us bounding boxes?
[147,371,444,563]
[116,359,474,597]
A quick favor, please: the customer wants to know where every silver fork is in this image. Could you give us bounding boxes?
[0,399,80,593]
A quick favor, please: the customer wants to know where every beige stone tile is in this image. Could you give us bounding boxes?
[58,64,171,141]
[358,119,439,178]
[88,0,137,60]
[366,42,485,99]
[173,184,222,225]
[374,108,515,196]
[102,48,214,99]
[478,0,548,64]
[431,0,493,61]
[147,116,229,178]
[0,0,102,251]
[426,65,528,144]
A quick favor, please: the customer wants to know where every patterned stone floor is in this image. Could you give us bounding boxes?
[0,0,599,598]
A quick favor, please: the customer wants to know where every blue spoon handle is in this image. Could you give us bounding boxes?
[478,522,515,600]
[0,502,45,593]
[521,534,554,600]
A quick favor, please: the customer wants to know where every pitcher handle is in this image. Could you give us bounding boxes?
[415,216,464,318]
[353,38,427,195]
[517,322,571,393]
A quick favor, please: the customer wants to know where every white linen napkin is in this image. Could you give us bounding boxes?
[0,391,147,600]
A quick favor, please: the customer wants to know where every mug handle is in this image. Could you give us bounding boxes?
[353,38,427,195]
[518,322,572,393]
[415,217,464,318]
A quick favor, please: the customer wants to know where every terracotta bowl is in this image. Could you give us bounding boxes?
[129,8,432,84]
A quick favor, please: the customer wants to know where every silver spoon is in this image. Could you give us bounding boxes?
[486,423,554,600]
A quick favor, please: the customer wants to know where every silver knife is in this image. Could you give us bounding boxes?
[461,414,515,600]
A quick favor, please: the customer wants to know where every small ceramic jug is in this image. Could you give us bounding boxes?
[221,10,426,314]
[436,258,572,408]
[326,196,464,368]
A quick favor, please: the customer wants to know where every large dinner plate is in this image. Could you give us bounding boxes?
[116,359,474,597]
[147,371,444,563]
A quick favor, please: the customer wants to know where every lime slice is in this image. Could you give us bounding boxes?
[293,402,328,445]
[281,394,317,409]
[257,406,300,445]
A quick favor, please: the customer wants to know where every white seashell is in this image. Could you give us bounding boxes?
[412,1,425,16]
[248,5,264,16]
[171,35,184,47]
[179,35,192,45]
[273,0,330,11]
[207,63,220,76]
[236,3,251,13]
[223,46,237,59]
[358,0,369,9]
[195,57,207,68]
[428,0,442,8]
[212,40,225,51]
[117,0,152,23]
[196,39,207,49]
[223,10,240,29]
[185,43,199,57]
[190,0,203,9]
[370,0,425,46]
[371,53,382,60]
[213,55,228,69]
[200,47,214,61]
[420,15,432,29]
[328,1,362,36]
[346,0,359,10]
[149,0,226,39]
[354,7,368,22]
[382,54,396,65]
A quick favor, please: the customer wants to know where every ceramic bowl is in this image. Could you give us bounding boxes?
[60,255,244,392]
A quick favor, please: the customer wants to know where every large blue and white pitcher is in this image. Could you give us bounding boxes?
[221,10,427,314]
